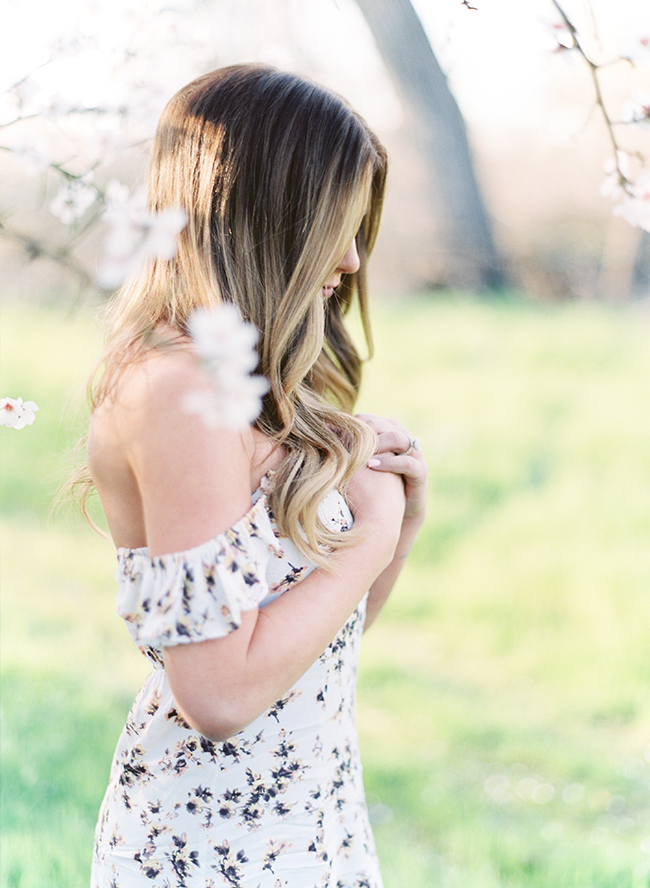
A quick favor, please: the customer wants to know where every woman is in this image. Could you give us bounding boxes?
[85,64,427,888]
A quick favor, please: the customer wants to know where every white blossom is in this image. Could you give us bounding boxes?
[619,33,650,65]
[39,93,76,120]
[49,174,97,224]
[622,91,650,129]
[184,377,268,430]
[0,397,39,429]
[184,305,268,430]
[600,152,631,201]
[543,13,575,51]
[90,126,126,165]
[103,178,137,215]
[117,78,168,125]
[12,77,39,110]
[188,305,260,375]
[96,180,188,288]
[614,171,650,233]
[11,135,51,175]
[602,154,650,233]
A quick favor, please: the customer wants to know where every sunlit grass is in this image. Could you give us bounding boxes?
[2,296,650,887]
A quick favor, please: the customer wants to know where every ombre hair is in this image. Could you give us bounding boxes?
[83,64,387,563]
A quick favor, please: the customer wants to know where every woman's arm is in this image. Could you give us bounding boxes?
[356,414,429,629]
[362,515,423,629]
[117,353,406,741]
[164,473,403,740]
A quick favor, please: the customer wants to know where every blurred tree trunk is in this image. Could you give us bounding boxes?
[631,231,650,298]
[354,0,509,290]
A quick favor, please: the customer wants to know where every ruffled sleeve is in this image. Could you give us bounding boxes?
[115,496,282,651]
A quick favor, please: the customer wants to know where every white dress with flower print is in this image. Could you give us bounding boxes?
[91,485,383,888]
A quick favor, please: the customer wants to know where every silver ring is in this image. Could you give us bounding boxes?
[403,437,420,456]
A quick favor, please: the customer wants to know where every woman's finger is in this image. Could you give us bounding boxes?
[368,451,426,480]
[373,429,416,456]
[367,451,427,522]
[356,413,401,434]
[356,414,422,460]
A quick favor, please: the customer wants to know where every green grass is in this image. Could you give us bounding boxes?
[2,296,650,887]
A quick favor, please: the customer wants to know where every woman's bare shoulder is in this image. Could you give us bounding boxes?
[95,345,251,445]
[88,346,256,553]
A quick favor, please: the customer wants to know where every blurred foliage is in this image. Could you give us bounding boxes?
[1,295,650,887]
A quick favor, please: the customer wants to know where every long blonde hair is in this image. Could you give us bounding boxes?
[84,64,387,563]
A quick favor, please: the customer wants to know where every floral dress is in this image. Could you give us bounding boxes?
[91,484,383,888]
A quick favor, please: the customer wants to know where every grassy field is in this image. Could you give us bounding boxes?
[1,296,650,887]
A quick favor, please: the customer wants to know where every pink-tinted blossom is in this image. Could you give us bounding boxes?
[543,13,575,51]
[600,152,631,201]
[615,171,650,233]
[0,397,39,429]
[622,91,650,130]
[620,33,650,64]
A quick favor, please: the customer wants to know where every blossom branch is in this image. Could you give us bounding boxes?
[0,114,42,131]
[551,1,623,176]
[548,0,650,231]
[462,0,649,229]
[0,220,97,289]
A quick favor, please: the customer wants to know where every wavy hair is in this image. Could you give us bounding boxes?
[80,64,387,564]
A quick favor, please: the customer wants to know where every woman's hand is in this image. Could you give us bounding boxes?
[346,463,406,561]
[354,414,428,630]
[356,413,428,526]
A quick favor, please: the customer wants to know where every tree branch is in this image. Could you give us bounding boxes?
[551,0,635,191]
[0,220,97,290]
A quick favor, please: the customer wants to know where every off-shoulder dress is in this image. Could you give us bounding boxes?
[91,483,383,888]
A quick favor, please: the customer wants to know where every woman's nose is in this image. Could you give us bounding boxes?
[337,239,360,275]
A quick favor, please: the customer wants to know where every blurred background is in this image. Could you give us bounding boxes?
[1,0,650,886]
[2,0,649,300]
